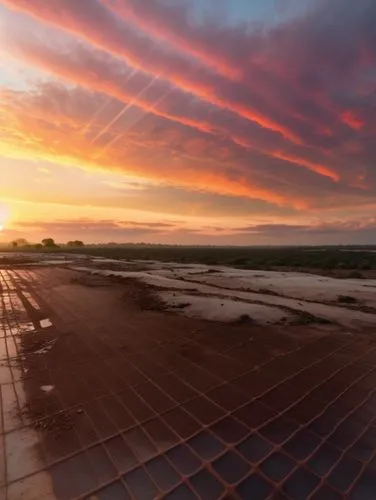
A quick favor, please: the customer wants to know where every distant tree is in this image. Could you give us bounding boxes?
[35,243,43,249]
[11,238,29,248]
[41,238,58,248]
[67,240,84,247]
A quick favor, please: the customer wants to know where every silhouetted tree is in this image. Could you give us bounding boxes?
[11,238,29,248]
[41,238,58,248]
[67,240,84,247]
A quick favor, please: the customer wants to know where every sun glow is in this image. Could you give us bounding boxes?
[0,205,10,232]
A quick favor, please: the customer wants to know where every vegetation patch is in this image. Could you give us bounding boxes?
[236,313,254,324]
[338,295,358,304]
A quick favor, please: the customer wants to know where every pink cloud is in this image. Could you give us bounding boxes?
[3,27,340,182]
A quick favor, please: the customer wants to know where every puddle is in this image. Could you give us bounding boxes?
[93,257,122,264]
[7,470,56,500]
[29,259,74,266]
[40,318,52,329]
[5,426,46,483]
[0,270,57,499]
[0,338,7,360]
[21,291,41,311]
[6,336,19,359]
[19,321,35,333]
[34,339,56,355]
[40,385,54,394]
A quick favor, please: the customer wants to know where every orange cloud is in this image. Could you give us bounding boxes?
[3,33,339,183]
[272,152,340,182]
[1,87,307,209]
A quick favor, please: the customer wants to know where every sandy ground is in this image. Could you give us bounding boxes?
[3,250,376,329]
[70,259,376,329]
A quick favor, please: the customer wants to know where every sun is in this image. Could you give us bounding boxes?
[0,224,3,232]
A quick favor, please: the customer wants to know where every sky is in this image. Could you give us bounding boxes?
[0,0,376,245]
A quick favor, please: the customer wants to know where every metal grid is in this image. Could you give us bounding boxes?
[1,268,376,499]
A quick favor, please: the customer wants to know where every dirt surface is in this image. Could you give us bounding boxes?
[1,266,376,499]
[73,261,376,328]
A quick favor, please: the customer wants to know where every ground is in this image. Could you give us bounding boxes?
[1,256,376,499]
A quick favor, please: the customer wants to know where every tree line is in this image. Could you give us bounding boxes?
[11,238,84,249]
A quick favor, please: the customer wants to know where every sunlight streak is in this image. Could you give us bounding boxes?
[91,74,160,145]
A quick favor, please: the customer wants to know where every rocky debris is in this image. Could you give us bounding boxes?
[292,311,334,325]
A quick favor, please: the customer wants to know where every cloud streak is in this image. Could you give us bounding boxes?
[236,219,376,235]
[9,216,376,246]
[1,67,375,212]
[3,84,310,208]
[2,22,341,182]
[2,0,340,145]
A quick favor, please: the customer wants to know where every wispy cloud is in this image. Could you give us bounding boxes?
[6,216,376,246]
[18,218,176,231]
[2,83,331,208]
[2,0,307,142]
[236,219,376,235]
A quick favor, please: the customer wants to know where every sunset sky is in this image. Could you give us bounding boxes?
[1,0,376,245]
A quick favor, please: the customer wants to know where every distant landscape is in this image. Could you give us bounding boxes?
[2,243,376,274]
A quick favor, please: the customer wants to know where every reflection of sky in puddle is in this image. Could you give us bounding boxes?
[21,292,41,311]
[0,271,56,491]
[34,339,56,355]
[3,289,36,335]
[40,318,52,328]
[40,385,54,394]
[0,338,7,359]
[2,382,28,433]
[6,336,19,359]
[19,322,35,333]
